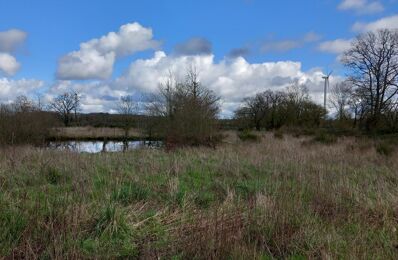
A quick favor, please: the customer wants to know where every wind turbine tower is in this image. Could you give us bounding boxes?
[322,71,332,111]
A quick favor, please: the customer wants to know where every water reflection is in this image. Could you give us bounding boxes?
[48,140,162,153]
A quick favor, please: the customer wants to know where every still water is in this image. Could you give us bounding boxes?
[48,140,162,153]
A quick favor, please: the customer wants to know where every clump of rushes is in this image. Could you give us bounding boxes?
[81,204,138,258]
[45,166,63,185]
[112,181,150,205]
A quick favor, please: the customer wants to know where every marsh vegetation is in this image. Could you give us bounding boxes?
[1,133,398,258]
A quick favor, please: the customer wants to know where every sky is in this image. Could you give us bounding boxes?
[0,0,398,116]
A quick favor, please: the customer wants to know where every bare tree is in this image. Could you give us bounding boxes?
[118,95,137,115]
[283,83,312,125]
[49,91,80,126]
[285,82,309,105]
[146,69,220,147]
[235,85,325,130]
[329,82,352,121]
[147,71,176,118]
[342,29,398,129]
[384,100,398,131]
[235,93,268,130]
[12,95,37,113]
[349,88,368,128]
[117,95,137,138]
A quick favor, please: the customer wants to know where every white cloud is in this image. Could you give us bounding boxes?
[57,50,116,80]
[0,29,27,53]
[338,0,384,14]
[0,29,27,76]
[0,78,43,103]
[57,22,160,80]
[352,14,398,32]
[0,52,20,76]
[114,51,340,116]
[45,80,132,113]
[49,51,345,116]
[318,39,353,54]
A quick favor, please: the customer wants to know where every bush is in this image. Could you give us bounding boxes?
[238,130,259,142]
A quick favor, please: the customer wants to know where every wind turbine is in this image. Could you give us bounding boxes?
[322,71,332,111]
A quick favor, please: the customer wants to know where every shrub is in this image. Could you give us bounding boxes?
[238,130,259,142]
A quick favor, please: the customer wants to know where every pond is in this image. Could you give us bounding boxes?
[48,140,163,153]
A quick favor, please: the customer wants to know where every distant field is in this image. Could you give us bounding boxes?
[1,133,397,258]
[49,126,144,140]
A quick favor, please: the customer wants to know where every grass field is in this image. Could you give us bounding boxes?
[1,133,397,258]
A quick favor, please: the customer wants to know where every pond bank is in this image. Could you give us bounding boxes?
[49,126,144,140]
[48,126,163,142]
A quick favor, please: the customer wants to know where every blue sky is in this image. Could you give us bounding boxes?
[0,0,398,114]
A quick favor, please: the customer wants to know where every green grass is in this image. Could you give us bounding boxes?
[0,133,397,258]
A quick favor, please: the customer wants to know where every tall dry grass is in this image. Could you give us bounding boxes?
[49,126,143,140]
[0,133,397,258]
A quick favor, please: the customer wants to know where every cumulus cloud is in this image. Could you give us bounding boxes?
[113,51,339,116]
[49,51,344,116]
[318,39,353,54]
[0,53,21,76]
[45,80,133,113]
[0,78,43,103]
[174,37,212,56]
[57,50,116,80]
[0,29,27,76]
[261,32,321,53]
[338,0,384,14]
[352,14,398,32]
[0,29,27,53]
[57,22,160,80]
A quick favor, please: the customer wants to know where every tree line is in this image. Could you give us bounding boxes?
[235,29,398,133]
[1,29,398,146]
[234,84,325,131]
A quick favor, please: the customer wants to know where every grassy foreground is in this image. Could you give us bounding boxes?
[1,133,398,259]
